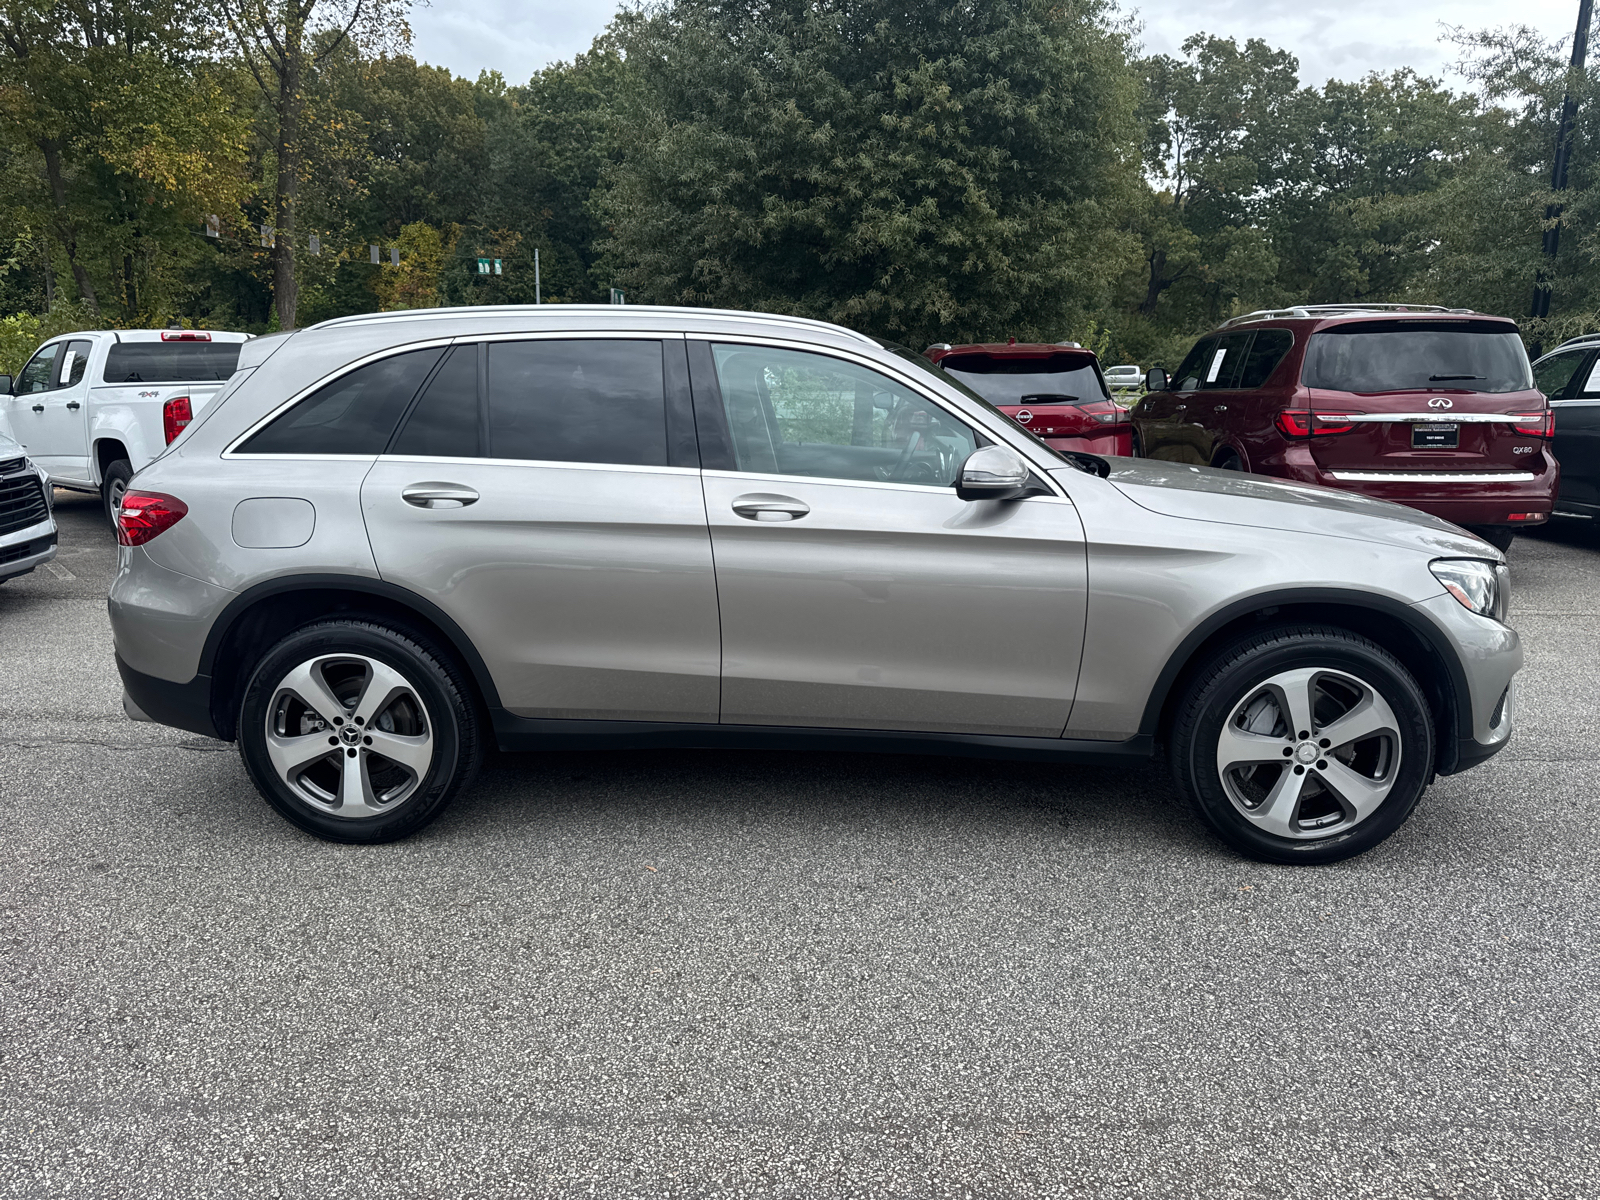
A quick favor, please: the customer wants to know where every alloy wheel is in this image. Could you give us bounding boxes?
[1215,667,1401,840]
[264,653,434,819]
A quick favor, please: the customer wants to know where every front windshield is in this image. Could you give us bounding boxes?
[1301,321,1533,394]
[875,341,1067,462]
[936,353,1111,405]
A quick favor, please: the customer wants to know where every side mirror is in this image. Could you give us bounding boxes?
[1144,367,1168,392]
[0,375,11,396]
[956,445,1032,501]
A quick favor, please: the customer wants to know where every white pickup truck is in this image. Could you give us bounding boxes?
[1,329,250,521]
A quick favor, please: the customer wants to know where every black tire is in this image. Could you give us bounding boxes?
[1211,449,1244,471]
[1466,525,1516,553]
[238,619,481,844]
[100,458,133,526]
[1130,428,1145,458]
[1169,625,1434,865]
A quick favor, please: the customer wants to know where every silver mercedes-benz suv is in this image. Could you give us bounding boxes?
[109,305,1520,863]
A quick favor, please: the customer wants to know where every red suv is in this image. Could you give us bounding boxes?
[924,341,1132,457]
[1130,305,1557,550]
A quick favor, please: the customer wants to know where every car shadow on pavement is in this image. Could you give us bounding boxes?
[447,745,1222,860]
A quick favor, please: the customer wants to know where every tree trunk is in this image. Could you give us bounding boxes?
[271,10,304,330]
[38,139,100,318]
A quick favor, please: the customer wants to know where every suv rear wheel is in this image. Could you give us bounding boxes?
[238,619,481,843]
[1169,626,1434,864]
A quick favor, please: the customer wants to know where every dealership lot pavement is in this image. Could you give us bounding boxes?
[1,492,1597,1199]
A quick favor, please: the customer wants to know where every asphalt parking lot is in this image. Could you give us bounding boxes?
[2,492,1597,1199]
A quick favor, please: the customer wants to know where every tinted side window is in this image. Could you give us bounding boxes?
[1172,339,1215,391]
[1201,332,1252,389]
[1237,330,1293,389]
[16,344,61,395]
[487,340,667,466]
[1535,350,1590,399]
[236,347,445,455]
[391,345,481,457]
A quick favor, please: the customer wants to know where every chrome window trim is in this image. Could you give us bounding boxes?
[378,455,699,477]
[1328,470,1537,483]
[686,332,1069,498]
[700,466,1075,502]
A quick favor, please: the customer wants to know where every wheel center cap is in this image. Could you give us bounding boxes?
[1294,741,1319,764]
[340,725,361,745]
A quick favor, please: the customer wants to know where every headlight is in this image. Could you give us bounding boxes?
[1431,559,1509,621]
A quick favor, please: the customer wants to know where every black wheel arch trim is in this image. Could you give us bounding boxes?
[1137,586,1472,754]
[197,573,505,718]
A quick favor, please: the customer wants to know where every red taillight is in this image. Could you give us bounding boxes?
[1275,410,1358,438]
[1275,411,1313,438]
[1077,399,1124,425]
[1509,409,1554,437]
[115,491,188,546]
[163,395,193,444]
[160,330,212,341]
[1507,512,1547,522]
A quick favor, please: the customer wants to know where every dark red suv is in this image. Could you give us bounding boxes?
[924,341,1132,457]
[1129,305,1557,550]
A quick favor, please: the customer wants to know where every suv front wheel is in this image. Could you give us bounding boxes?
[1169,626,1434,864]
[238,619,481,843]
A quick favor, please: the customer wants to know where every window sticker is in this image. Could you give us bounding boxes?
[58,350,77,386]
[1583,358,1600,395]
[1206,348,1227,383]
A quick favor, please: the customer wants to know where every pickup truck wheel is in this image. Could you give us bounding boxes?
[101,459,133,526]
[1169,625,1434,865]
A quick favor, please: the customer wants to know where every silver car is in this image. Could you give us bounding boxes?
[109,306,1520,863]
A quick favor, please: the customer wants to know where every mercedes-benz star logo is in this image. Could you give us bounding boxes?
[1428,397,1454,409]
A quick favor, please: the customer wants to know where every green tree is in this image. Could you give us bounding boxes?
[593,0,1142,347]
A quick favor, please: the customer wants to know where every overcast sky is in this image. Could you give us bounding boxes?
[408,0,1585,89]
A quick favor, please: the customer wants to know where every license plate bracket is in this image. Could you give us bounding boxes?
[1411,422,1459,449]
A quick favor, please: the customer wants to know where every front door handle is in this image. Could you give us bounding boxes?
[1213,405,1228,412]
[66,401,81,410]
[31,404,43,413]
[731,493,810,521]
[402,482,479,509]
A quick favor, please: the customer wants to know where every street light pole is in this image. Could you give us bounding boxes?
[1530,0,1596,341]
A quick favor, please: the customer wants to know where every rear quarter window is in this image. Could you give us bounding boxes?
[1237,330,1294,388]
[235,347,446,455]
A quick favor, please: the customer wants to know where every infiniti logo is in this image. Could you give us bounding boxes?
[1428,397,1454,409]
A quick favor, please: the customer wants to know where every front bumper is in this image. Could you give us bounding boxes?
[0,525,58,582]
[1411,592,1521,776]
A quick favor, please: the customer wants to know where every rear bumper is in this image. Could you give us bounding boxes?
[116,651,222,740]
[1042,427,1132,457]
[1278,449,1557,528]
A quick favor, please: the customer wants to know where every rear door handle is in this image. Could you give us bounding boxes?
[402,482,479,509]
[732,493,810,521]
[66,400,80,410]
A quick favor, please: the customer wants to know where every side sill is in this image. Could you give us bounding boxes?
[491,712,1154,764]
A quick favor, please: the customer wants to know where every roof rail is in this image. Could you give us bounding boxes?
[303,303,880,347]
[1557,332,1600,347]
[1219,303,1478,329]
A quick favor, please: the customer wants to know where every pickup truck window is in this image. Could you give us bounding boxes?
[59,340,92,387]
[103,342,242,383]
[16,343,61,395]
